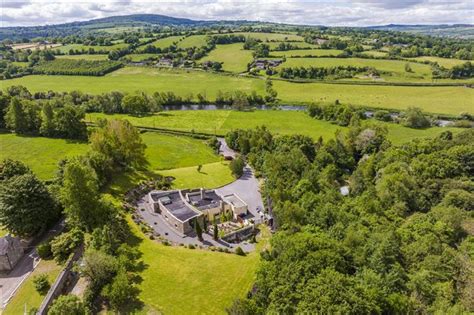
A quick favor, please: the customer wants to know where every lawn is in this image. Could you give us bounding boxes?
[128,215,267,315]
[88,111,465,145]
[0,133,89,180]
[278,57,436,82]
[200,43,254,73]
[3,67,265,99]
[178,34,208,48]
[159,161,234,189]
[271,49,343,57]
[407,56,469,68]
[56,54,109,61]
[3,259,62,315]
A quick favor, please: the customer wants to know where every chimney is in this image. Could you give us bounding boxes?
[200,188,204,199]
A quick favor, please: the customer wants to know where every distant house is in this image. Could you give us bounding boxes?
[315,38,328,45]
[157,57,173,67]
[0,235,24,272]
[254,59,283,70]
[148,188,248,235]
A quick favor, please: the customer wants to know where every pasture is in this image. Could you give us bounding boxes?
[271,49,343,57]
[178,34,208,48]
[278,57,435,82]
[88,110,465,145]
[145,35,184,49]
[200,43,254,73]
[232,32,304,41]
[126,54,158,61]
[407,56,469,68]
[4,67,472,115]
[268,41,318,50]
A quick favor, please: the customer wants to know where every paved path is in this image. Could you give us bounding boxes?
[217,137,236,158]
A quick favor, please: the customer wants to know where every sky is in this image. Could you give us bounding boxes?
[1,0,473,27]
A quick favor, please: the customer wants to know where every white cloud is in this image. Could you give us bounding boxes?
[1,0,473,27]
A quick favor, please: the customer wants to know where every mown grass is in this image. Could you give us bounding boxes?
[56,54,109,60]
[200,43,254,73]
[4,67,472,115]
[271,49,343,57]
[0,133,89,179]
[88,110,464,145]
[3,259,62,315]
[128,214,266,315]
[0,132,220,180]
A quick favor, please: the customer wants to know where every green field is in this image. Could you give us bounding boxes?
[274,80,473,115]
[0,133,89,179]
[4,67,472,115]
[178,34,208,48]
[201,43,253,73]
[407,56,469,68]
[3,259,62,315]
[0,131,221,180]
[362,50,389,57]
[57,43,128,53]
[268,42,318,50]
[146,36,184,49]
[129,216,267,315]
[271,49,343,57]
[232,32,303,41]
[56,54,108,60]
[88,110,464,145]
[278,57,437,82]
[3,67,264,98]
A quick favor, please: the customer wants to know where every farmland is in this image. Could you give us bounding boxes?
[4,67,472,114]
[407,56,469,68]
[145,35,184,49]
[33,59,122,76]
[178,34,208,48]
[57,42,129,53]
[55,54,109,60]
[271,49,343,57]
[200,43,253,72]
[87,110,464,145]
[232,32,304,41]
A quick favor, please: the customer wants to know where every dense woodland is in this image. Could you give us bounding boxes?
[225,124,474,314]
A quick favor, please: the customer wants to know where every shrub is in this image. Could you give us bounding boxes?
[37,241,52,259]
[229,156,245,178]
[33,273,50,294]
[48,294,85,315]
[403,107,431,129]
[188,244,195,249]
[235,247,246,256]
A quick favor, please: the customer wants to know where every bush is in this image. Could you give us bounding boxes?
[235,246,246,256]
[37,241,52,259]
[33,273,50,294]
[229,156,245,178]
[48,294,85,315]
[188,244,195,249]
[403,107,431,129]
[453,120,473,128]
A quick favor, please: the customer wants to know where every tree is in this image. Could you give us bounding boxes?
[60,159,108,229]
[121,94,148,115]
[0,159,32,181]
[102,269,135,311]
[5,97,28,133]
[51,228,84,264]
[33,273,50,295]
[39,102,56,137]
[213,222,219,240]
[403,107,430,129]
[48,294,85,315]
[195,219,203,241]
[229,156,245,178]
[90,119,147,168]
[0,173,57,237]
[54,105,87,139]
[81,248,118,289]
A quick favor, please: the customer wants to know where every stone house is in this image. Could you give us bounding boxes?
[0,235,24,272]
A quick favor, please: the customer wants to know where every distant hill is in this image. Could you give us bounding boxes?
[366,24,474,39]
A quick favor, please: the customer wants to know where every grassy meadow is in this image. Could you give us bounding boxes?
[88,110,464,145]
[200,43,254,73]
[268,42,318,50]
[178,34,208,48]
[271,49,343,57]
[126,54,158,61]
[57,43,128,53]
[146,35,184,49]
[407,56,469,68]
[232,32,304,41]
